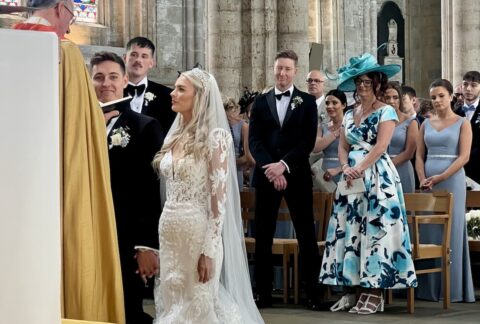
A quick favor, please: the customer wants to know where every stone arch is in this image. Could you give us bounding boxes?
[377,1,404,70]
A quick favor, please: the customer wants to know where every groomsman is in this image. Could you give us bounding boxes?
[249,49,329,310]
[124,36,176,136]
[456,71,480,183]
[91,51,163,324]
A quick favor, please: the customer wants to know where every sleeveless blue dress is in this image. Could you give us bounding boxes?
[417,117,475,302]
[321,123,341,183]
[320,106,417,288]
[388,116,416,193]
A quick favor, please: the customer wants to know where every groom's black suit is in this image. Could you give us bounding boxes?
[249,86,321,304]
[456,103,480,183]
[107,102,164,323]
[125,80,176,137]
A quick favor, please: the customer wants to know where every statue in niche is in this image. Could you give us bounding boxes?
[388,19,397,42]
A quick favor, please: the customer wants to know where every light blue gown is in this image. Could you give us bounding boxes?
[321,123,341,184]
[320,106,417,288]
[416,117,475,302]
[388,116,416,193]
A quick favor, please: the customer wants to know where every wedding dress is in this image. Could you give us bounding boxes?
[153,68,263,324]
[152,129,245,323]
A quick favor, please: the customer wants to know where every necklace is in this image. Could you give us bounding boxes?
[360,99,377,117]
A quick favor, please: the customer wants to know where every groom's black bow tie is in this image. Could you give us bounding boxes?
[126,84,146,96]
[275,90,291,100]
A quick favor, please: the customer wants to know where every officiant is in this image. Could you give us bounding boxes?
[90,51,164,324]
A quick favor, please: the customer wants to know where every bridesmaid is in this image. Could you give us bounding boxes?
[312,89,347,184]
[384,82,418,193]
[415,78,475,302]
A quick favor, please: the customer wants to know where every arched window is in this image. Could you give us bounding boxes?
[73,0,97,23]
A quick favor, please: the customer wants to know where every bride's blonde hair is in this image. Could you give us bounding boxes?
[152,69,210,170]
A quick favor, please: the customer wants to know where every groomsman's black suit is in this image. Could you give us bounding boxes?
[249,87,322,306]
[456,104,480,183]
[107,101,164,323]
[125,80,176,137]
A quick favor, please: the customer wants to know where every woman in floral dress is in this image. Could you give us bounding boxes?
[319,54,417,315]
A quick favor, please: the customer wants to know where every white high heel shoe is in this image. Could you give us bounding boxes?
[357,293,384,315]
[330,293,356,312]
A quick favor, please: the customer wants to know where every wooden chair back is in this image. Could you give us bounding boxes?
[403,191,453,313]
[312,191,334,242]
[466,190,480,209]
[404,191,453,260]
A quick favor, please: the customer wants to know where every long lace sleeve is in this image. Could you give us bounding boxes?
[201,128,233,258]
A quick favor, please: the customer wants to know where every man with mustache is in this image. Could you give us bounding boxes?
[124,37,176,137]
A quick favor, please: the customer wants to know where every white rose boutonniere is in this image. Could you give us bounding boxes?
[291,96,303,110]
[110,126,130,148]
[467,209,480,239]
[144,92,156,107]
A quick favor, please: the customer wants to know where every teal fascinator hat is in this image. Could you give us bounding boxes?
[337,53,401,92]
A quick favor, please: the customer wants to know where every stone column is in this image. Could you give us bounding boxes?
[207,1,242,98]
[277,0,309,90]
[156,0,205,85]
[264,0,277,87]
[444,0,480,85]
[242,0,269,92]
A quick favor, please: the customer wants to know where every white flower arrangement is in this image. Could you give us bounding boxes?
[466,209,480,240]
[291,96,303,110]
[110,126,131,148]
[144,92,156,106]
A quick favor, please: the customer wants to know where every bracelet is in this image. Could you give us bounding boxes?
[341,163,349,170]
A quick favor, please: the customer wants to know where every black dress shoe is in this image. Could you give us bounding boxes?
[255,295,273,308]
[307,299,335,311]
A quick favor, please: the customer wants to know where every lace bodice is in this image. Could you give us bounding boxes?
[159,128,232,258]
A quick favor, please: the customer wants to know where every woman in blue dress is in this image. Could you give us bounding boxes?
[384,82,418,193]
[415,79,475,302]
[312,89,346,184]
[320,54,417,315]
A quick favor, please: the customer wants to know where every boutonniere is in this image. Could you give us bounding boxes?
[475,114,480,125]
[291,96,303,110]
[144,92,156,106]
[110,126,130,148]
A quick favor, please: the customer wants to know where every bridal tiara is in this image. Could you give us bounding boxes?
[191,68,210,88]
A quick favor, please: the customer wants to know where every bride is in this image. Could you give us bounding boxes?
[152,68,264,324]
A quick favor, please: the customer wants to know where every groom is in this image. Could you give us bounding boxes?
[90,51,164,324]
[249,49,327,310]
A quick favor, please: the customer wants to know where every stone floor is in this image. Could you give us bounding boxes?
[259,299,480,324]
[145,296,480,323]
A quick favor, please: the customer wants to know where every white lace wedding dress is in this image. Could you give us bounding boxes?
[153,129,243,324]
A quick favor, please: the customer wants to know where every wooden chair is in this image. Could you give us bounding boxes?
[403,191,453,313]
[240,190,298,304]
[466,191,480,252]
[314,191,334,255]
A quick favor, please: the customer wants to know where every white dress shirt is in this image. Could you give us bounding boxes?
[274,85,294,126]
[129,76,148,113]
[464,98,479,121]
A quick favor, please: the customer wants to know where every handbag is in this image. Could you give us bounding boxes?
[337,178,366,196]
[311,158,337,193]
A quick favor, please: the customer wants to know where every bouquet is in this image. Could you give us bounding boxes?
[466,209,480,240]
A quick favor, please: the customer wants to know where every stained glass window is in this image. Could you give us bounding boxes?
[73,0,97,23]
[0,0,21,7]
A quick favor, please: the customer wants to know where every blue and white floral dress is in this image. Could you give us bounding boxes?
[319,105,417,289]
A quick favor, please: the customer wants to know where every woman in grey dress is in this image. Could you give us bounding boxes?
[384,82,418,193]
[415,78,475,302]
[312,89,347,184]
[224,97,255,189]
